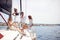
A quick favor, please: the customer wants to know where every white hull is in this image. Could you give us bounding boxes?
[0,30,36,40]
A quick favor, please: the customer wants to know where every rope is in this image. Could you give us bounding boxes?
[13,34,19,40]
[0,13,9,29]
[0,13,8,26]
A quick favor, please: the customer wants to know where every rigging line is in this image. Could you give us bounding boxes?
[0,13,8,26]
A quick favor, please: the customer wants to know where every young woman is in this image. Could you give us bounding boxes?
[28,16,37,40]
[12,8,19,22]
[8,15,18,30]
[28,15,33,28]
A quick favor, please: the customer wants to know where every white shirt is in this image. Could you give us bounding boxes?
[12,13,19,23]
[20,16,26,24]
[28,19,33,29]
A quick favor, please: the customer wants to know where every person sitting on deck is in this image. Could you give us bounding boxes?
[28,15,33,29]
[12,8,19,23]
[8,15,18,30]
[19,12,26,28]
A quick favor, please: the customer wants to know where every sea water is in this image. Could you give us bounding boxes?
[0,26,60,40]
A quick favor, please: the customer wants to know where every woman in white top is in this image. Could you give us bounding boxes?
[28,15,33,29]
[28,15,36,40]
[12,8,19,23]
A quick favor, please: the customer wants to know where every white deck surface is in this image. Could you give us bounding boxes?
[0,30,32,40]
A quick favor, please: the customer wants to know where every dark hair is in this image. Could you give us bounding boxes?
[20,12,24,15]
[14,8,19,15]
[14,8,17,12]
[28,15,32,19]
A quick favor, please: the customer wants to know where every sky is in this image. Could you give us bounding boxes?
[0,0,60,24]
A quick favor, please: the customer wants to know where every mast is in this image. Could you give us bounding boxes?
[20,0,22,12]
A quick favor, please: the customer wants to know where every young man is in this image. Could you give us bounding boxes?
[19,12,26,28]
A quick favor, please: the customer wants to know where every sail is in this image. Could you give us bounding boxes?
[0,0,12,13]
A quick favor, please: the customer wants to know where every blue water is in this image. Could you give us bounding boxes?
[0,26,60,40]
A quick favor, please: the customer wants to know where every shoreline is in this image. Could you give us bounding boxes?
[0,22,60,26]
